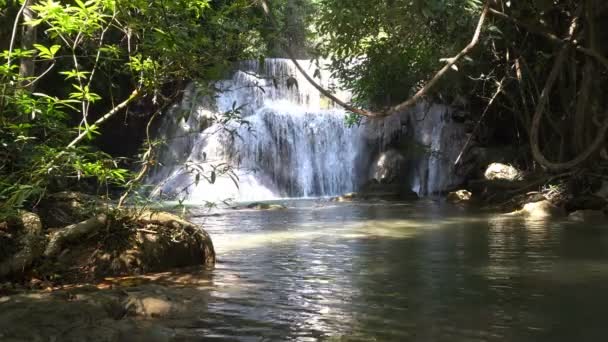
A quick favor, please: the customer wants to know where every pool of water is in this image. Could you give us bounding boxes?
[185,200,608,341]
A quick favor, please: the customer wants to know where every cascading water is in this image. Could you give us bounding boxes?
[147,59,366,202]
[147,58,468,202]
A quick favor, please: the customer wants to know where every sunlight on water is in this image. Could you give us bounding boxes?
[188,200,608,341]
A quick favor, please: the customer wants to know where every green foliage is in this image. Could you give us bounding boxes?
[0,0,271,218]
[313,0,480,109]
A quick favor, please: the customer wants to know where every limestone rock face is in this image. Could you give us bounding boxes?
[484,163,522,181]
[370,149,407,185]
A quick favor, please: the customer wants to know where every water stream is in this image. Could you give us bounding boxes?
[133,59,608,341]
[175,201,608,341]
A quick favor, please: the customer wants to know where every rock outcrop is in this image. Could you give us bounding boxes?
[0,195,215,282]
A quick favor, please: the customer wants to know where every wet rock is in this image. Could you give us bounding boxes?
[484,163,522,181]
[447,190,472,203]
[568,210,606,223]
[125,295,174,318]
[369,149,406,184]
[507,200,565,219]
[40,211,215,282]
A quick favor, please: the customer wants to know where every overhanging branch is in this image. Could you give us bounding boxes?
[259,0,491,118]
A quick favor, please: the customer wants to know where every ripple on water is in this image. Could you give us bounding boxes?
[187,200,608,341]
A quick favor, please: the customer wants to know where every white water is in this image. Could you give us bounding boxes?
[147,59,467,202]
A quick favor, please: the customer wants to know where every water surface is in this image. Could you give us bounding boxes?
[188,200,608,341]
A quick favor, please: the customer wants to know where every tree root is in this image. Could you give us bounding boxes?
[44,214,108,258]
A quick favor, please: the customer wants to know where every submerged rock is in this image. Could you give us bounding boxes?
[245,203,287,210]
[0,283,202,340]
[484,163,522,181]
[447,190,472,203]
[359,183,418,201]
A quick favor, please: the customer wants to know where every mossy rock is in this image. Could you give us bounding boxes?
[38,210,215,283]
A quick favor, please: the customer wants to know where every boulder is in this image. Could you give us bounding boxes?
[447,190,472,203]
[38,210,215,282]
[568,210,606,223]
[484,163,522,181]
[507,200,565,219]
[370,149,406,184]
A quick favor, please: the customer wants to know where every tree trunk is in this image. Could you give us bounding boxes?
[19,0,36,90]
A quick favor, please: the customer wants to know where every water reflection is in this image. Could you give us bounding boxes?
[188,200,608,341]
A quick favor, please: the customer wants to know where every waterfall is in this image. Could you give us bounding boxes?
[147,59,365,202]
[147,59,468,202]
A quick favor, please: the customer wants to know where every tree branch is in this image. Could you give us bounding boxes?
[259,0,491,118]
[489,8,608,71]
[66,89,140,149]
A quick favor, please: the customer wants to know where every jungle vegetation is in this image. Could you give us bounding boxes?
[1,0,607,219]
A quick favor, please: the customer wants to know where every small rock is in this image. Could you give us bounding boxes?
[19,211,42,235]
[126,296,173,318]
[568,210,606,223]
[484,163,522,181]
[447,190,472,203]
